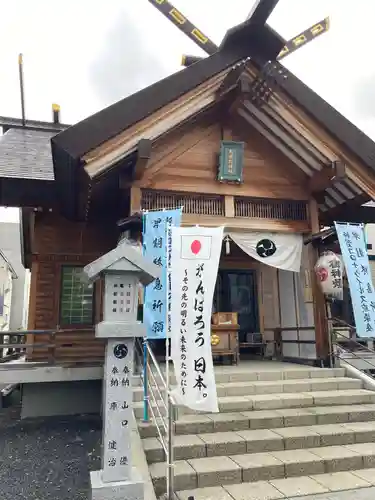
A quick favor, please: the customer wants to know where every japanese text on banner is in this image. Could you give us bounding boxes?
[170,226,223,412]
[143,209,182,339]
[335,222,375,337]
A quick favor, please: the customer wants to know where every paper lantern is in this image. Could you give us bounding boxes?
[314,251,343,299]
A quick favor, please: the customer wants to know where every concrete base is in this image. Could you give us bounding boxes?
[90,468,144,500]
[21,380,102,418]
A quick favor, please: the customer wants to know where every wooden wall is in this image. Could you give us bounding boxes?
[140,118,309,201]
[27,212,118,363]
[25,110,324,365]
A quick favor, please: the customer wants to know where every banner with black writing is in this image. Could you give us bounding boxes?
[335,222,375,337]
[143,209,182,339]
[170,226,223,412]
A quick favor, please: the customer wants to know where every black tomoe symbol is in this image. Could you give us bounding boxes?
[256,239,277,258]
[113,344,128,359]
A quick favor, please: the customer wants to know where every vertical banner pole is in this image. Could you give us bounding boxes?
[165,206,182,500]
[165,212,171,499]
[165,211,170,404]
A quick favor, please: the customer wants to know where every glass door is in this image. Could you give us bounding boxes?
[214,270,259,343]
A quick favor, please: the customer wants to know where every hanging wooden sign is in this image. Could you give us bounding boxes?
[218,141,244,183]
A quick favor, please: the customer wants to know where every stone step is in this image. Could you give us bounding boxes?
[176,469,375,500]
[142,421,375,463]
[149,442,375,495]
[133,389,375,419]
[133,367,346,387]
[132,377,361,402]
[138,404,375,438]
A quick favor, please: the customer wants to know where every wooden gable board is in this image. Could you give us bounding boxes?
[139,112,309,202]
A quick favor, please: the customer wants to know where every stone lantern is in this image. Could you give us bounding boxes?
[83,239,160,500]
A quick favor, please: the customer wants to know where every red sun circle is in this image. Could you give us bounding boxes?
[191,239,201,255]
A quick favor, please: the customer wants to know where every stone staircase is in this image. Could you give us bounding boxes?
[136,363,375,499]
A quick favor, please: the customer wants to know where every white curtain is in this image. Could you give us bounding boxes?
[229,231,303,272]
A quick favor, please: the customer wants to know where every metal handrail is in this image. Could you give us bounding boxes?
[331,343,375,373]
[134,338,175,500]
[329,317,375,373]
[331,317,375,352]
[331,317,356,332]
[334,330,375,353]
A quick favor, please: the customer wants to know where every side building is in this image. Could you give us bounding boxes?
[0,222,30,332]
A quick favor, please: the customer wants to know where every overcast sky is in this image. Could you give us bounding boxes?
[0,0,374,222]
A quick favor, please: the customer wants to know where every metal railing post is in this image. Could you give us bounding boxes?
[134,337,176,498]
[143,339,149,422]
[167,395,174,500]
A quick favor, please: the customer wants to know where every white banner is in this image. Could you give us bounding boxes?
[170,226,223,413]
[336,222,375,337]
[229,231,302,272]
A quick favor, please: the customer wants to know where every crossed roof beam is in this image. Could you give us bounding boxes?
[147,0,329,67]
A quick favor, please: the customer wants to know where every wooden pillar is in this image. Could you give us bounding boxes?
[309,198,329,365]
[224,195,235,218]
[26,259,38,359]
[130,186,142,215]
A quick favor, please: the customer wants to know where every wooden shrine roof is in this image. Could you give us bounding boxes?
[52,24,375,181]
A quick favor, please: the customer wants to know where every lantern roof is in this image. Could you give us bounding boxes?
[83,239,160,286]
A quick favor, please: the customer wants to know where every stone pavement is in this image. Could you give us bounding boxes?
[290,486,375,500]
[0,391,101,500]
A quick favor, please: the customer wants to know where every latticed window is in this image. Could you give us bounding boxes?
[59,266,94,326]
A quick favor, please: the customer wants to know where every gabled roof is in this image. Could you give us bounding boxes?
[0,129,55,181]
[52,24,375,181]
[276,67,375,172]
[50,21,283,217]
[52,22,283,161]
[48,21,375,223]
[0,115,69,134]
[52,51,235,160]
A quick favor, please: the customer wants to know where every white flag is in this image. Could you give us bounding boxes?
[170,226,223,413]
[229,231,302,272]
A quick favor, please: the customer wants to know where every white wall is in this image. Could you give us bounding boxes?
[278,244,317,361]
[366,224,375,258]
[0,222,30,331]
[0,259,14,331]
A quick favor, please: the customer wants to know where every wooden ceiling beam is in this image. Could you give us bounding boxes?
[320,193,371,225]
[221,76,252,115]
[237,107,313,175]
[133,139,152,181]
[216,64,248,98]
[271,95,375,199]
[270,98,339,161]
[242,100,323,172]
[309,161,347,194]
[263,105,329,164]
